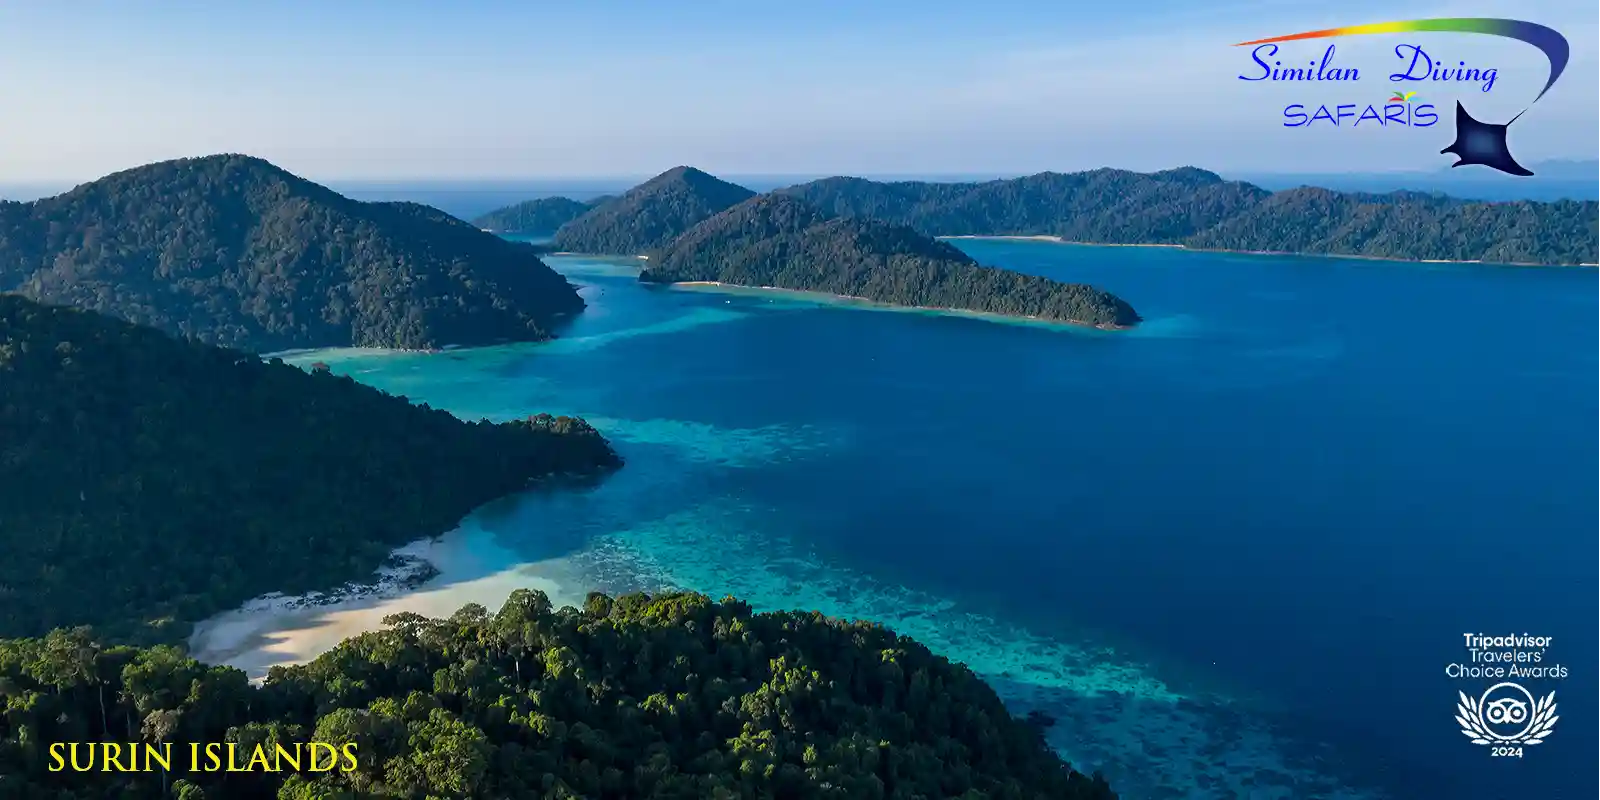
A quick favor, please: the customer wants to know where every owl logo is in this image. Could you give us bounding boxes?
[1457,682,1557,745]
[1483,696,1528,725]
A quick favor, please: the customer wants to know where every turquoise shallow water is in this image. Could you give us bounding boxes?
[286,242,1596,799]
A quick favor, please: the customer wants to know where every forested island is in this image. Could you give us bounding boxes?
[472,196,605,234]
[1184,187,1599,265]
[778,168,1599,266]
[0,592,1116,799]
[0,295,620,644]
[643,194,1141,329]
[0,155,588,353]
[551,166,756,254]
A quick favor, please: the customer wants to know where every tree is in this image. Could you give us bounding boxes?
[143,708,182,794]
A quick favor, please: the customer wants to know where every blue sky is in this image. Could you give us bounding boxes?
[1,1,1594,180]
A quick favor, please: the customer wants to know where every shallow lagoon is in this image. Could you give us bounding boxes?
[201,242,1596,799]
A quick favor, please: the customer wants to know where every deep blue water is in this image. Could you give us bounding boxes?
[297,241,1596,799]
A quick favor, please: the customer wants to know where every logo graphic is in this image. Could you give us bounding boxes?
[1236,18,1569,176]
[1456,683,1558,745]
[1387,91,1423,127]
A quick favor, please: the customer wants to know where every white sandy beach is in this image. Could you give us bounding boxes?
[941,234,1070,242]
[938,234,1593,267]
[668,281,1129,330]
[261,346,432,361]
[941,234,1181,248]
[187,526,588,680]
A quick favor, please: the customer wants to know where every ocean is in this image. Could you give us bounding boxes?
[219,240,1595,799]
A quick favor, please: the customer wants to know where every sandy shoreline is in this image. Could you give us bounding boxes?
[538,250,647,259]
[261,346,438,360]
[540,239,1595,268]
[938,235,1596,268]
[668,281,1130,331]
[942,235,1179,250]
[943,234,1076,243]
[187,526,588,680]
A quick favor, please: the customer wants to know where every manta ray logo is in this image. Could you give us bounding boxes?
[1236,19,1569,176]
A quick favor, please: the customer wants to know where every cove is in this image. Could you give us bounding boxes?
[199,240,1596,800]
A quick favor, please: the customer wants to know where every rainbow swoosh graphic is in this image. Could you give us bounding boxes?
[1236,18,1570,108]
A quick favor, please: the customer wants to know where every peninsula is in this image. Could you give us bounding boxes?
[0,294,620,643]
[778,168,1599,266]
[641,193,1141,329]
[551,166,756,254]
[0,154,587,353]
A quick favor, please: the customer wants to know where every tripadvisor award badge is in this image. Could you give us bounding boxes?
[1456,683,1558,751]
[1448,633,1567,758]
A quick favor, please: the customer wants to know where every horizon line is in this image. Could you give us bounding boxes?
[2,160,1595,193]
[8,166,1594,183]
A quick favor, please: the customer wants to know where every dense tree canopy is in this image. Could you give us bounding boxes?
[0,592,1116,799]
[1185,188,1600,265]
[779,168,1599,266]
[643,194,1141,328]
[0,155,587,353]
[781,168,1266,245]
[0,296,621,643]
[472,197,600,234]
[551,167,756,255]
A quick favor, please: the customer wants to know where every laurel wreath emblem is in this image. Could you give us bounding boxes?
[1456,688,1558,745]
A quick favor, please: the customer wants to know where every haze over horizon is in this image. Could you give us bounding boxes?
[2,1,1595,182]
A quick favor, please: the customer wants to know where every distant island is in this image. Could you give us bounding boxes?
[0,592,1116,799]
[778,168,1599,266]
[551,166,756,254]
[642,193,1141,329]
[0,294,621,643]
[472,195,609,234]
[0,154,587,353]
